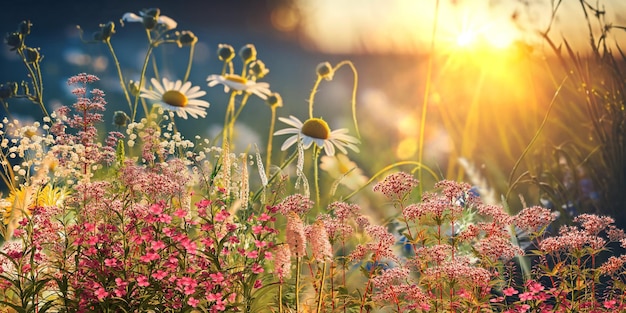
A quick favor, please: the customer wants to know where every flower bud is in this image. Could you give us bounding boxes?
[100,22,115,40]
[177,30,197,47]
[18,20,31,35]
[24,47,40,64]
[128,80,141,96]
[5,32,22,51]
[0,82,18,100]
[141,8,160,30]
[316,62,334,80]
[249,60,269,79]
[266,92,283,108]
[143,8,161,18]
[113,111,130,127]
[217,44,235,62]
[142,16,158,30]
[239,44,257,63]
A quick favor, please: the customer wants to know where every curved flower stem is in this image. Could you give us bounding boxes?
[417,0,440,196]
[33,62,49,118]
[266,105,277,176]
[105,39,132,112]
[17,48,48,118]
[316,262,327,313]
[505,76,567,201]
[232,93,251,123]
[332,60,360,138]
[183,43,196,83]
[308,76,323,119]
[132,43,155,121]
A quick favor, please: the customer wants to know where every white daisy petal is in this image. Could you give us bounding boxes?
[273,128,300,136]
[173,80,182,91]
[281,135,298,151]
[139,77,210,119]
[179,81,192,94]
[122,12,142,23]
[274,115,360,156]
[280,116,303,128]
[206,74,272,100]
[151,78,165,95]
[324,141,336,156]
[158,15,178,29]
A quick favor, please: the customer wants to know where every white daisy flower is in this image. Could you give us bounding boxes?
[140,78,210,119]
[274,115,360,156]
[206,74,271,100]
[122,9,177,30]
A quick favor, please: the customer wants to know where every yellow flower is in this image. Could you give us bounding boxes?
[320,153,368,190]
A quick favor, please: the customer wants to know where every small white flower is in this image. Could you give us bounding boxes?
[274,115,360,156]
[140,78,210,119]
[207,74,271,100]
[121,10,177,30]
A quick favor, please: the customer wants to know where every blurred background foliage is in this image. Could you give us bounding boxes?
[1,0,626,227]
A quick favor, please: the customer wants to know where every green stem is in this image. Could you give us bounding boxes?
[183,43,196,83]
[33,62,48,118]
[309,76,323,119]
[505,76,568,201]
[222,92,237,146]
[313,146,321,209]
[333,61,360,138]
[295,257,301,313]
[105,39,132,112]
[316,262,327,313]
[266,106,277,177]
[132,44,155,121]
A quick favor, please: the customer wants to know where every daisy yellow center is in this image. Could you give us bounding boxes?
[224,74,248,84]
[301,118,330,140]
[162,90,188,108]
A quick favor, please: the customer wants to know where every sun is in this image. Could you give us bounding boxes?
[442,5,519,52]
[456,29,479,48]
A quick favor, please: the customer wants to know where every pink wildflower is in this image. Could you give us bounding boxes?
[247,250,259,258]
[285,212,306,257]
[514,206,557,233]
[277,194,313,215]
[503,286,519,296]
[94,286,109,301]
[136,275,150,287]
[187,297,199,307]
[519,291,534,301]
[599,255,626,275]
[328,201,360,220]
[604,299,617,309]
[373,172,419,199]
[574,214,614,235]
[152,270,168,280]
[274,244,292,279]
[307,220,333,261]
